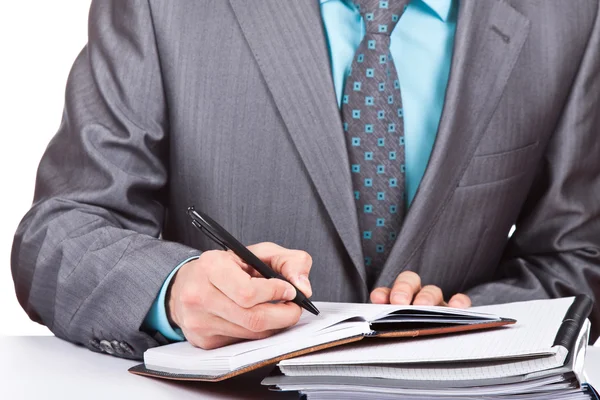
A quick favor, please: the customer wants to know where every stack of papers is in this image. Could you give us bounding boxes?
[263,297,599,400]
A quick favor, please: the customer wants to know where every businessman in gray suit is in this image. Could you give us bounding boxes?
[11,0,600,359]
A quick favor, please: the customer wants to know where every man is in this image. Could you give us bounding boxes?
[11,0,600,360]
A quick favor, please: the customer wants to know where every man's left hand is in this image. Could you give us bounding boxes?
[370,271,471,308]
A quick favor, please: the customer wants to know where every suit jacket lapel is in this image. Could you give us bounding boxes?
[228,0,367,289]
[375,0,531,288]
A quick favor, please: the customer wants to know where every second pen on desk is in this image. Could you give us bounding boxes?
[186,206,320,316]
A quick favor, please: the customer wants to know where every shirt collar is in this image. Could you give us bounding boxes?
[420,0,453,21]
[319,0,454,22]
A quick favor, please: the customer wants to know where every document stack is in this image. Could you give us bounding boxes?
[263,296,599,399]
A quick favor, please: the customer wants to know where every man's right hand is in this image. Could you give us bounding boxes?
[166,242,313,350]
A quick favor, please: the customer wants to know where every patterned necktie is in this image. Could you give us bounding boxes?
[341,0,409,284]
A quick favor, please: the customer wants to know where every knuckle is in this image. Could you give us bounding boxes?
[416,291,434,301]
[204,250,234,269]
[268,283,283,301]
[236,286,257,307]
[423,285,443,296]
[244,309,266,332]
[271,254,283,268]
[180,289,202,308]
[199,250,222,264]
[393,282,413,294]
[223,251,240,264]
[295,250,313,265]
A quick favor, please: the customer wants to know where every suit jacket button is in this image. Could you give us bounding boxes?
[119,342,134,355]
[99,340,115,355]
[88,339,101,351]
[110,340,124,355]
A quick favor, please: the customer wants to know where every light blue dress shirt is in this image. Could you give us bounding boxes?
[144,0,457,342]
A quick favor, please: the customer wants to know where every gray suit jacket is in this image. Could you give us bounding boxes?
[11,0,600,359]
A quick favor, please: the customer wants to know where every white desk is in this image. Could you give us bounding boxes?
[1,336,599,399]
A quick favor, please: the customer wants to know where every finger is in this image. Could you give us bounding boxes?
[209,260,296,308]
[413,285,445,306]
[225,250,263,278]
[390,271,422,305]
[185,281,303,333]
[206,285,303,332]
[231,302,303,333]
[448,293,472,308]
[238,262,264,278]
[182,312,284,345]
[247,242,313,297]
[370,287,391,304]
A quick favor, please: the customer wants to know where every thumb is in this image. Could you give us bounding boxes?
[247,242,313,298]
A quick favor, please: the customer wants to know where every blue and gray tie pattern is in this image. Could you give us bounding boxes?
[341,0,408,283]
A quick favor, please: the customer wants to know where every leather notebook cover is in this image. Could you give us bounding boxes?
[128,318,515,382]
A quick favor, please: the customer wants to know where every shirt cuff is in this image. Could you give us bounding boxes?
[143,256,199,342]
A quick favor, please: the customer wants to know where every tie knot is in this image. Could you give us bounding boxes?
[354,0,409,35]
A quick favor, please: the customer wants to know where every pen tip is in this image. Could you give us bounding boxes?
[303,301,320,316]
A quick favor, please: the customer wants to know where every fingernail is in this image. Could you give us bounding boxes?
[283,286,296,301]
[392,292,409,304]
[452,299,466,308]
[293,275,311,294]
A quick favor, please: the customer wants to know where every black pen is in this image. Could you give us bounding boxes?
[187,206,320,316]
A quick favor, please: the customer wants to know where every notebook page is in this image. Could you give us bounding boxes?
[280,297,574,367]
[144,302,375,373]
[268,375,572,397]
[290,389,590,400]
[279,348,567,381]
[309,301,403,321]
[312,301,500,323]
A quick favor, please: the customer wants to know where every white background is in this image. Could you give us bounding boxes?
[0,1,92,335]
[0,1,598,348]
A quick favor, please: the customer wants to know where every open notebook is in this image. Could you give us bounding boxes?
[129,302,514,381]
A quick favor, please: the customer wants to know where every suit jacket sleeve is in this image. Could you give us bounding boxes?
[10,0,200,359]
[465,7,600,340]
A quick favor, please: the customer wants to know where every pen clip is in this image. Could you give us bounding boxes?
[188,207,229,251]
[191,220,228,251]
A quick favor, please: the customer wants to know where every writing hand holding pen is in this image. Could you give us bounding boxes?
[164,209,317,350]
[187,207,319,315]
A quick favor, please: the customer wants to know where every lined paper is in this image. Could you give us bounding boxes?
[280,348,568,381]
[280,297,574,368]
